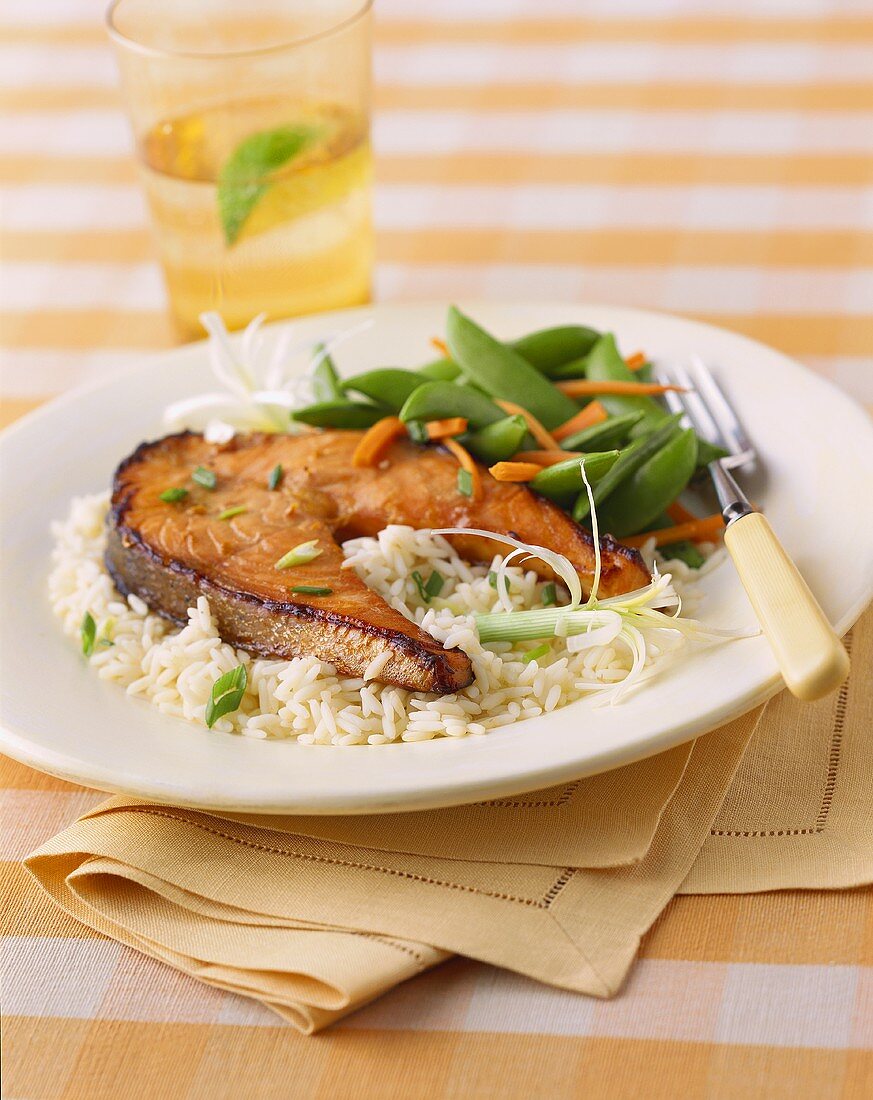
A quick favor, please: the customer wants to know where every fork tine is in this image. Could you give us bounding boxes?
[668,363,725,447]
[689,355,755,459]
[657,366,687,420]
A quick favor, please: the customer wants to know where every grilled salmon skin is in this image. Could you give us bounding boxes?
[106,431,650,693]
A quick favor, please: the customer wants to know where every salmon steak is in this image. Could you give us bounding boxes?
[105,431,650,693]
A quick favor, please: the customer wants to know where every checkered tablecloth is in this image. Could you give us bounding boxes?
[2,1,871,1096]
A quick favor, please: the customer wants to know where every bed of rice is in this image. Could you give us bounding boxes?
[48,493,715,746]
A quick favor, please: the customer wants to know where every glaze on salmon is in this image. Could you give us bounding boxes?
[105,431,650,693]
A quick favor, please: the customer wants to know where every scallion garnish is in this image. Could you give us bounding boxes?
[268,464,283,490]
[80,611,96,657]
[522,643,550,664]
[457,467,473,497]
[274,539,322,570]
[424,570,445,598]
[542,582,557,607]
[192,466,217,490]
[411,570,429,602]
[488,570,499,589]
[290,585,333,596]
[218,506,247,521]
[159,487,188,503]
[407,420,429,444]
[205,664,248,728]
[411,570,445,602]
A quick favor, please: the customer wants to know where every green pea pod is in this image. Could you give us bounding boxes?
[585,333,665,430]
[658,540,706,568]
[290,401,389,429]
[342,368,424,412]
[529,450,620,502]
[418,358,461,381]
[509,325,600,376]
[633,361,654,383]
[421,327,598,382]
[596,429,699,537]
[695,438,730,465]
[310,344,344,403]
[547,354,593,381]
[464,415,530,464]
[399,380,505,429]
[586,334,727,465]
[560,410,645,452]
[446,306,578,430]
[573,414,683,521]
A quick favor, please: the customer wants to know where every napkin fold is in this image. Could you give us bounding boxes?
[26,708,758,1033]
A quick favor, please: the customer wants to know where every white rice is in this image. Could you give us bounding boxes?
[48,493,710,746]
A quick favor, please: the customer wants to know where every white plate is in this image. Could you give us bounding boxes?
[2,302,872,814]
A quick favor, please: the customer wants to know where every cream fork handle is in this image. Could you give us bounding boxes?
[723,511,850,701]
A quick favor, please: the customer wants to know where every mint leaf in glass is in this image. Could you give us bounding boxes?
[217,124,316,246]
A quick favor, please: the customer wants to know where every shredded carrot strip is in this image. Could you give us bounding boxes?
[515,450,585,466]
[493,399,561,451]
[666,500,697,524]
[425,416,468,440]
[556,379,686,397]
[625,352,647,371]
[443,437,482,500]
[351,416,406,468]
[623,513,724,549]
[488,461,544,483]
[552,400,607,442]
[431,336,450,357]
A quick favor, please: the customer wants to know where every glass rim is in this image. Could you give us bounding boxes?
[105,0,374,60]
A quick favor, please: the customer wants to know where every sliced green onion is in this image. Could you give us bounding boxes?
[268,463,283,490]
[541,581,557,607]
[218,506,247,521]
[159,487,188,503]
[406,419,429,444]
[192,465,217,490]
[290,585,333,596]
[411,570,430,602]
[457,467,473,497]
[80,611,96,657]
[424,570,445,598]
[205,664,248,728]
[488,570,499,589]
[522,643,550,664]
[274,539,322,570]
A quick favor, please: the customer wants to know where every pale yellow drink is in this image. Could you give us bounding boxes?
[107,0,374,338]
[140,100,372,337]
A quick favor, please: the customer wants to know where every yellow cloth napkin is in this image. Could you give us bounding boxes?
[25,608,871,1033]
[682,607,873,893]
[26,709,757,1033]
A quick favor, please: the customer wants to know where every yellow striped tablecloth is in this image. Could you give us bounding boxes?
[1,2,871,1097]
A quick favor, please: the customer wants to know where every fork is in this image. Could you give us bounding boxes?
[658,357,850,702]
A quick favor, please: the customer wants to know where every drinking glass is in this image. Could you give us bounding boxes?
[107,0,373,338]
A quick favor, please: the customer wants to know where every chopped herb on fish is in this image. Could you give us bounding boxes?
[274,540,322,570]
[192,466,217,490]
